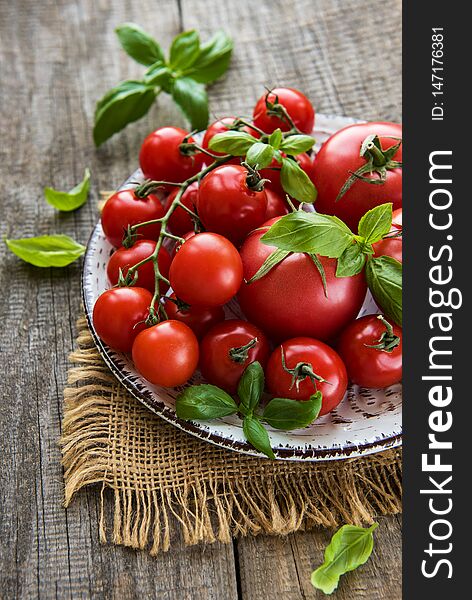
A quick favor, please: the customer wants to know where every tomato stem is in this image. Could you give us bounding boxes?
[364,315,401,353]
[229,338,258,363]
[280,347,331,392]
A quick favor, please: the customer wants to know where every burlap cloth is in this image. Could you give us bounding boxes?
[61,317,401,554]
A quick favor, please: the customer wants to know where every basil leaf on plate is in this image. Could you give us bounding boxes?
[209,130,258,155]
[237,361,264,415]
[243,415,275,459]
[279,134,316,155]
[357,203,393,244]
[185,30,233,83]
[5,235,85,267]
[336,243,366,277]
[245,142,274,169]
[44,168,91,212]
[169,30,200,71]
[280,157,317,203]
[172,77,209,130]
[175,384,238,420]
[365,255,402,325]
[262,392,322,430]
[115,23,165,66]
[311,523,378,595]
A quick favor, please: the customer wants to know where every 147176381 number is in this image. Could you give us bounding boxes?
[431,27,444,121]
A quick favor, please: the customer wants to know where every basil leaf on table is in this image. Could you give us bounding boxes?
[243,415,275,459]
[357,203,393,244]
[144,62,173,90]
[311,523,378,595]
[365,256,402,326]
[115,23,165,66]
[44,168,90,212]
[209,131,259,155]
[5,235,85,267]
[262,393,322,430]
[280,157,317,203]
[169,30,200,71]
[237,361,264,415]
[172,77,209,131]
[336,243,366,277]
[175,384,238,420]
[184,30,233,84]
[245,142,275,169]
[279,134,315,155]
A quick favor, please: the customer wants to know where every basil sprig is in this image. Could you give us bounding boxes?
[366,256,402,325]
[311,523,378,595]
[175,361,322,459]
[5,235,85,267]
[44,168,91,212]
[94,25,233,145]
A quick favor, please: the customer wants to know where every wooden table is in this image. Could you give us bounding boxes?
[0,1,402,598]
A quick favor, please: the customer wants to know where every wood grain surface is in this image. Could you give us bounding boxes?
[0,1,402,598]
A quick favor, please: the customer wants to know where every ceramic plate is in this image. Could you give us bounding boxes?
[82,113,402,461]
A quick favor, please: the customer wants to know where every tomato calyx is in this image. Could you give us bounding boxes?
[364,315,401,353]
[117,266,138,287]
[229,337,258,364]
[336,134,403,202]
[263,89,300,133]
[242,162,269,192]
[166,295,191,312]
[280,348,331,392]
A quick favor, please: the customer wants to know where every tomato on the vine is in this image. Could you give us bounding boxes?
[101,190,165,248]
[139,127,205,187]
[132,320,199,387]
[264,188,289,220]
[163,293,225,339]
[92,287,152,353]
[200,319,270,393]
[107,240,171,293]
[337,314,402,388]
[164,182,199,237]
[253,88,315,134]
[169,233,243,307]
[266,338,348,416]
[197,164,268,245]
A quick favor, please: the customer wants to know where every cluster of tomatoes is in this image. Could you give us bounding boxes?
[93,87,402,420]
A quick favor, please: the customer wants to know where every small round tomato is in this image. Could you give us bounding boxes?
[92,287,152,353]
[164,183,199,237]
[264,188,289,220]
[197,164,268,245]
[163,293,225,339]
[169,233,243,307]
[200,320,270,393]
[337,314,402,388]
[107,240,171,293]
[253,88,315,134]
[260,152,315,198]
[139,127,205,187]
[132,320,199,387]
[266,338,348,416]
[373,208,403,263]
[101,190,165,248]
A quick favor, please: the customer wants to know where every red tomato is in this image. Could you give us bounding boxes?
[392,207,402,229]
[200,320,270,393]
[107,240,171,293]
[337,315,402,388]
[313,122,402,232]
[266,338,348,416]
[163,293,225,339]
[197,164,268,245]
[139,127,205,187]
[260,152,314,198]
[253,88,315,134]
[373,208,403,263]
[238,218,367,342]
[202,117,260,158]
[132,320,199,387]
[169,233,243,307]
[101,190,165,248]
[164,183,199,237]
[264,188,289,220]
[92,287,152,353]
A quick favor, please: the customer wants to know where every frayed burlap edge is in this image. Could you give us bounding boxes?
[61,317,401,555]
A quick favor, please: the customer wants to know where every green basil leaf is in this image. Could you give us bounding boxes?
[365,256,402,325]
[169,30,200,71]
[311,523,378,595]
[243,416,275,459]
[184,30,233,83]
[261,211,354,258]
[208,130,258,155]
[358,203,393,244]
[280,157,317,203]
[245,142,274,169]
[263,392,322,430]
[308,253,328,297]
[280,134,316,155]
[143,62,172,90]
[93,80,156,146]
[5,235,85,267]
[172,77,209,130]
[247,248,290,283]
[175,384,238,420]
[115,23,165,66]
[268,128,283,149]
[44,168,90,212]
[238,362,264,415]
[336,243,366,277]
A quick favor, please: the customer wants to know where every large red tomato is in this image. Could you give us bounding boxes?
[238,218,367,342]
[164,182,199,237]
[313,122,402,232]
[253,88,315,134]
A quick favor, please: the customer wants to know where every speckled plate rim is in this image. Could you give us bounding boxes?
[82,113,402,461]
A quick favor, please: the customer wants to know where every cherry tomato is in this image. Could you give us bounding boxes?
[132,320,199,387]
[253,88,315,134]
[139,127,205,187]
[238,218,367,342]
[202,117,259,158]
[92,287,152,353]
[337,314,402,388]
[107,240,171,293]
[260,152,315,198]
[264,188,289,220]
[169,233,243,307]
[373,208,403,263]
[197,164,268,245]
[163,293,225,339]
[101,190,165,248]
[200,320,270,393]
[164,183,199,237]
[313,122,402,232]
[266,338,348,416]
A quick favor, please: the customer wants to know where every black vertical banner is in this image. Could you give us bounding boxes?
[403,2,467,597]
